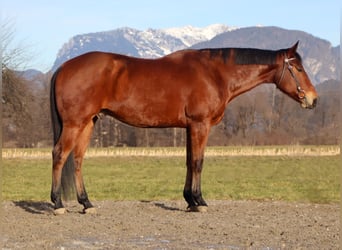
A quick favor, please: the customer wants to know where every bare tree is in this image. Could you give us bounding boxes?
[1,19,30,70]
[2,18,34,147]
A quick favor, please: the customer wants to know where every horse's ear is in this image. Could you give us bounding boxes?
[288,41,299,56]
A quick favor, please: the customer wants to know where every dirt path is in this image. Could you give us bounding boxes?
[1,200,339,249]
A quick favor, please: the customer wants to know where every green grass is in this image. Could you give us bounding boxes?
[203,156,339,203]
[2,150,340,203]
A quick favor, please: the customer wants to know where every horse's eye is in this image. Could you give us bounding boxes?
[296,67,303,72]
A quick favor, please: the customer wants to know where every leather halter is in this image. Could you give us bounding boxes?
[277,56,306,99]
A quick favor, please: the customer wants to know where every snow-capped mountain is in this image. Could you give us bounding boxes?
[52,24,235,71]
[52,25,339,83]
[163,24,237,46]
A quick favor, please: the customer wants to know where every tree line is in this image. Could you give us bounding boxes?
[2,68,339,148]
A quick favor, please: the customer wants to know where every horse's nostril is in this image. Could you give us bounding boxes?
[312,98,317,107]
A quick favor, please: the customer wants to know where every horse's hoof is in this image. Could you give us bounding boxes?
[188,206,208,212]
[84,207,96,214]
[53,207,66,215]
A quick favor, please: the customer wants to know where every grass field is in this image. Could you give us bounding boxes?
[2,146,340,203]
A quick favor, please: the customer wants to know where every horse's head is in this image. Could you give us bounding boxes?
[276,41,318,109]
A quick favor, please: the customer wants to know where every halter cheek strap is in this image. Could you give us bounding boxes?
[277,57,306,99]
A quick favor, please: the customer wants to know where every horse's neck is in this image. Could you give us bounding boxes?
[224,64,277,101]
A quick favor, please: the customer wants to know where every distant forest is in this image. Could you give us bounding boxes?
[2,69,340,148]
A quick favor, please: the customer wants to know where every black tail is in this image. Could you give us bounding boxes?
[50,68,75,200]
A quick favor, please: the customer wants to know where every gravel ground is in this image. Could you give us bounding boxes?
[1,200,339,249]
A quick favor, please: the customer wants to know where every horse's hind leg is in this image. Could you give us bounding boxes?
[51,126,81,213]
[73,120,96,213]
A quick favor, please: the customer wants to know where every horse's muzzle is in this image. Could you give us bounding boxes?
[301,93,318,109]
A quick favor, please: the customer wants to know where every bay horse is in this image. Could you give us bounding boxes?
[50,41,317,214]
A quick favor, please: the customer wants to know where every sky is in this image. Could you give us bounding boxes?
[2,0,340,72]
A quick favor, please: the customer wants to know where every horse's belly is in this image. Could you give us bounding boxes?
[107,102,187,128]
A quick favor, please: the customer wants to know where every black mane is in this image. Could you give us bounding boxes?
[200,47,291,65]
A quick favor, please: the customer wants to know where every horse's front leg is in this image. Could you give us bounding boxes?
[183,122,210,212]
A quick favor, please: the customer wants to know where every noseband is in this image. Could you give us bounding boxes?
[277,56,306,99]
